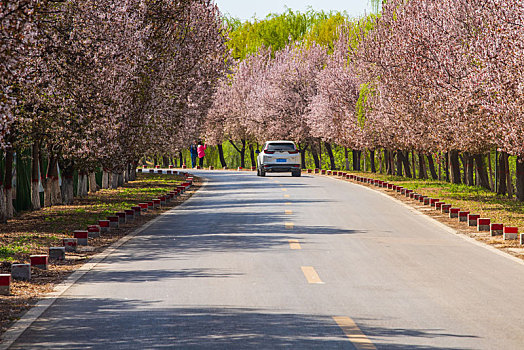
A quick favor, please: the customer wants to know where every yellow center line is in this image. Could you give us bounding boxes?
[285,210,293,215]
[333,317,376,350]
[285,222,294,229]
[301,266,323,284]
[285,202,292,205]
[281,188,287,192]
[288,239,301,250]
[283,194,290,198]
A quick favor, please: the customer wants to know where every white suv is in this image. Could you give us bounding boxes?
[256,141,301,177]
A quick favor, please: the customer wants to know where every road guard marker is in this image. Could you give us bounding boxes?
[288,240,301,250]
[332,316,376,350]
[301,266,323,284]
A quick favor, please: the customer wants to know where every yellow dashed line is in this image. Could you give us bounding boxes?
[281,188,287,192]
[288,239,301,250]
[332,316,376,350]
[285,222,294,229]
[283,194,290,198]
[301,266,323,284]
[285,202,292,205]
[285,210,293,215]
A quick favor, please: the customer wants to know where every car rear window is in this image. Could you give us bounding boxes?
[266,143,296,151]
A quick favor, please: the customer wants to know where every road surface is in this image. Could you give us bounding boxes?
[9,170,524,349]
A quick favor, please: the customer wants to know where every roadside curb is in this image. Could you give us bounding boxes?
[0,178,207,349]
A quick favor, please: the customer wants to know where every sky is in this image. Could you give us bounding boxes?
[214,0,373,21]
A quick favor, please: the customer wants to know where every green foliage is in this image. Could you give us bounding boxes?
[225,9,346,60]
[356,82,374,127]
[0,243,30,261]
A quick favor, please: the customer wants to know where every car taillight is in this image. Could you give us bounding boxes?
[264,150,275,154]
[288,150,299,154]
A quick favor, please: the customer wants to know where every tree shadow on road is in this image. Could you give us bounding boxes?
[11,299,477,349]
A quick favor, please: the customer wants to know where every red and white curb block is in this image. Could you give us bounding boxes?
[30,255,48,270]
[310,169,524,246]
[477,218,491,232]
[87,225,101,238]
[63,238,78,252]
[108,216,119,228]
[74,230,89,246]
[0,274,11,295]
[503,227,518,240]
[99,220,110,233]
[490,223,503,236]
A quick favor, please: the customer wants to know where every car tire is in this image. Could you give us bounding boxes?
[260,169,266,177]
[292,170,301,177]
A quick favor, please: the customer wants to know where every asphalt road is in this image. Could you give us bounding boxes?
[9,170,524,349]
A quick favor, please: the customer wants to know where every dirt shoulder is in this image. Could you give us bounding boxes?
[0,172,202,337]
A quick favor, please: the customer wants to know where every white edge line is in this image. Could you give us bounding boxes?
[0,177,208,349]
[321,175,524,267]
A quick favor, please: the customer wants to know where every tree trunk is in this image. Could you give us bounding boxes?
[497,152,507,195]
[162,155,169,168]
[396,151,403,176]
[311,145,320,169]
[44,156,58,206]
[464,153,474,186]
[378,149,383,174]
[130,162,137,181]
[89,172,98,193]
[78,172,87,198]
[411,151,416,178]
[474,154,490,190]
[344,148,350,171]
[325,142,336,170]
[427,154,438,180]
[229,139,246,168]
[460,154,467,184]
[217,144,227,168]
[31,142,41,210]
[487,153,494,191]
[444,152,450,182]
[418,153,427,179]
[516,157,524,201]
[118,172,124,187]
[249,144,256,168]
[400,151,411,178]
[449,150,461,184]
[102,170,109,189]
[4,148,14,218]
[506,153,513,198]
[385,150,391,175]
[370,150,376,173]
[61,165,75,205]
[111,172,119,189]
[179,151,184,168]
[352,150,361,171]
[299,145,307,169]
